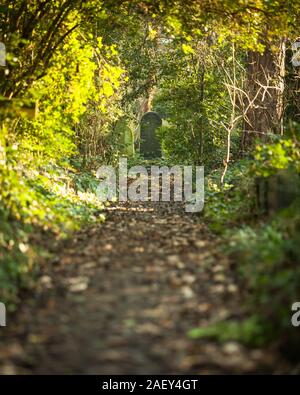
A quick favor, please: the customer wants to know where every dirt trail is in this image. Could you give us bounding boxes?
[0,201,285,374]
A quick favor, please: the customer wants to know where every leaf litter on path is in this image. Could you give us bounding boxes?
[0,201,288,374]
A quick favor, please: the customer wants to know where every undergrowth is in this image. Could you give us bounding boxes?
[0,154,104,307]
[190,137,300,355]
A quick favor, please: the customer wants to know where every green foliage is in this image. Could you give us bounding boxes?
[0,209,35,308]
[253,136,300,177]
[1,0,300,356]
[154,40,236,167]
[200,135,300,349]
[0,143,104,305]
[226,203,300,335]
[0,2,129,306]
[188,316,271,347]
[204,160,255,232]
[72,170,100,194]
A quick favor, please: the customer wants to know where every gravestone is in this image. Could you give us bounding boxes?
[0,42,6,67]
[115,117,135,156]
[0,302,5,326]
[140,111,162,158]
[124,127,135,156]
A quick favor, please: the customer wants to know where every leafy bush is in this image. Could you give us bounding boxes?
[193,141,300,353]
[0,147,104,305]
[204,159,255,231]
[226,202,300,335]
[253,134,300,178]
[188,316,271,347]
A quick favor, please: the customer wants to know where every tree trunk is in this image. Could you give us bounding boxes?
[285,39,300,124]
[241,40,286,151]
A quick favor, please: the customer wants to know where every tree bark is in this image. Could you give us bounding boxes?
[241,40,286,151]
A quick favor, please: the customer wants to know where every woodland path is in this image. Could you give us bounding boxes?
[0,201,286,374]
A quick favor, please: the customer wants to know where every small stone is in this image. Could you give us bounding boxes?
[212,264,223,273]
[222,342,241,355]
[182,274,196,284]
[211,284,225,294]
[227,284,238,293]
[198,303,211,313]
[213,273,226,283]
[39,275,53,289]
[167,255,181,265]
[181,286,195,299]
[194,240,206,248]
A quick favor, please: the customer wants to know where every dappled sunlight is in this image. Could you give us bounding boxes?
[1,0,299,377]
